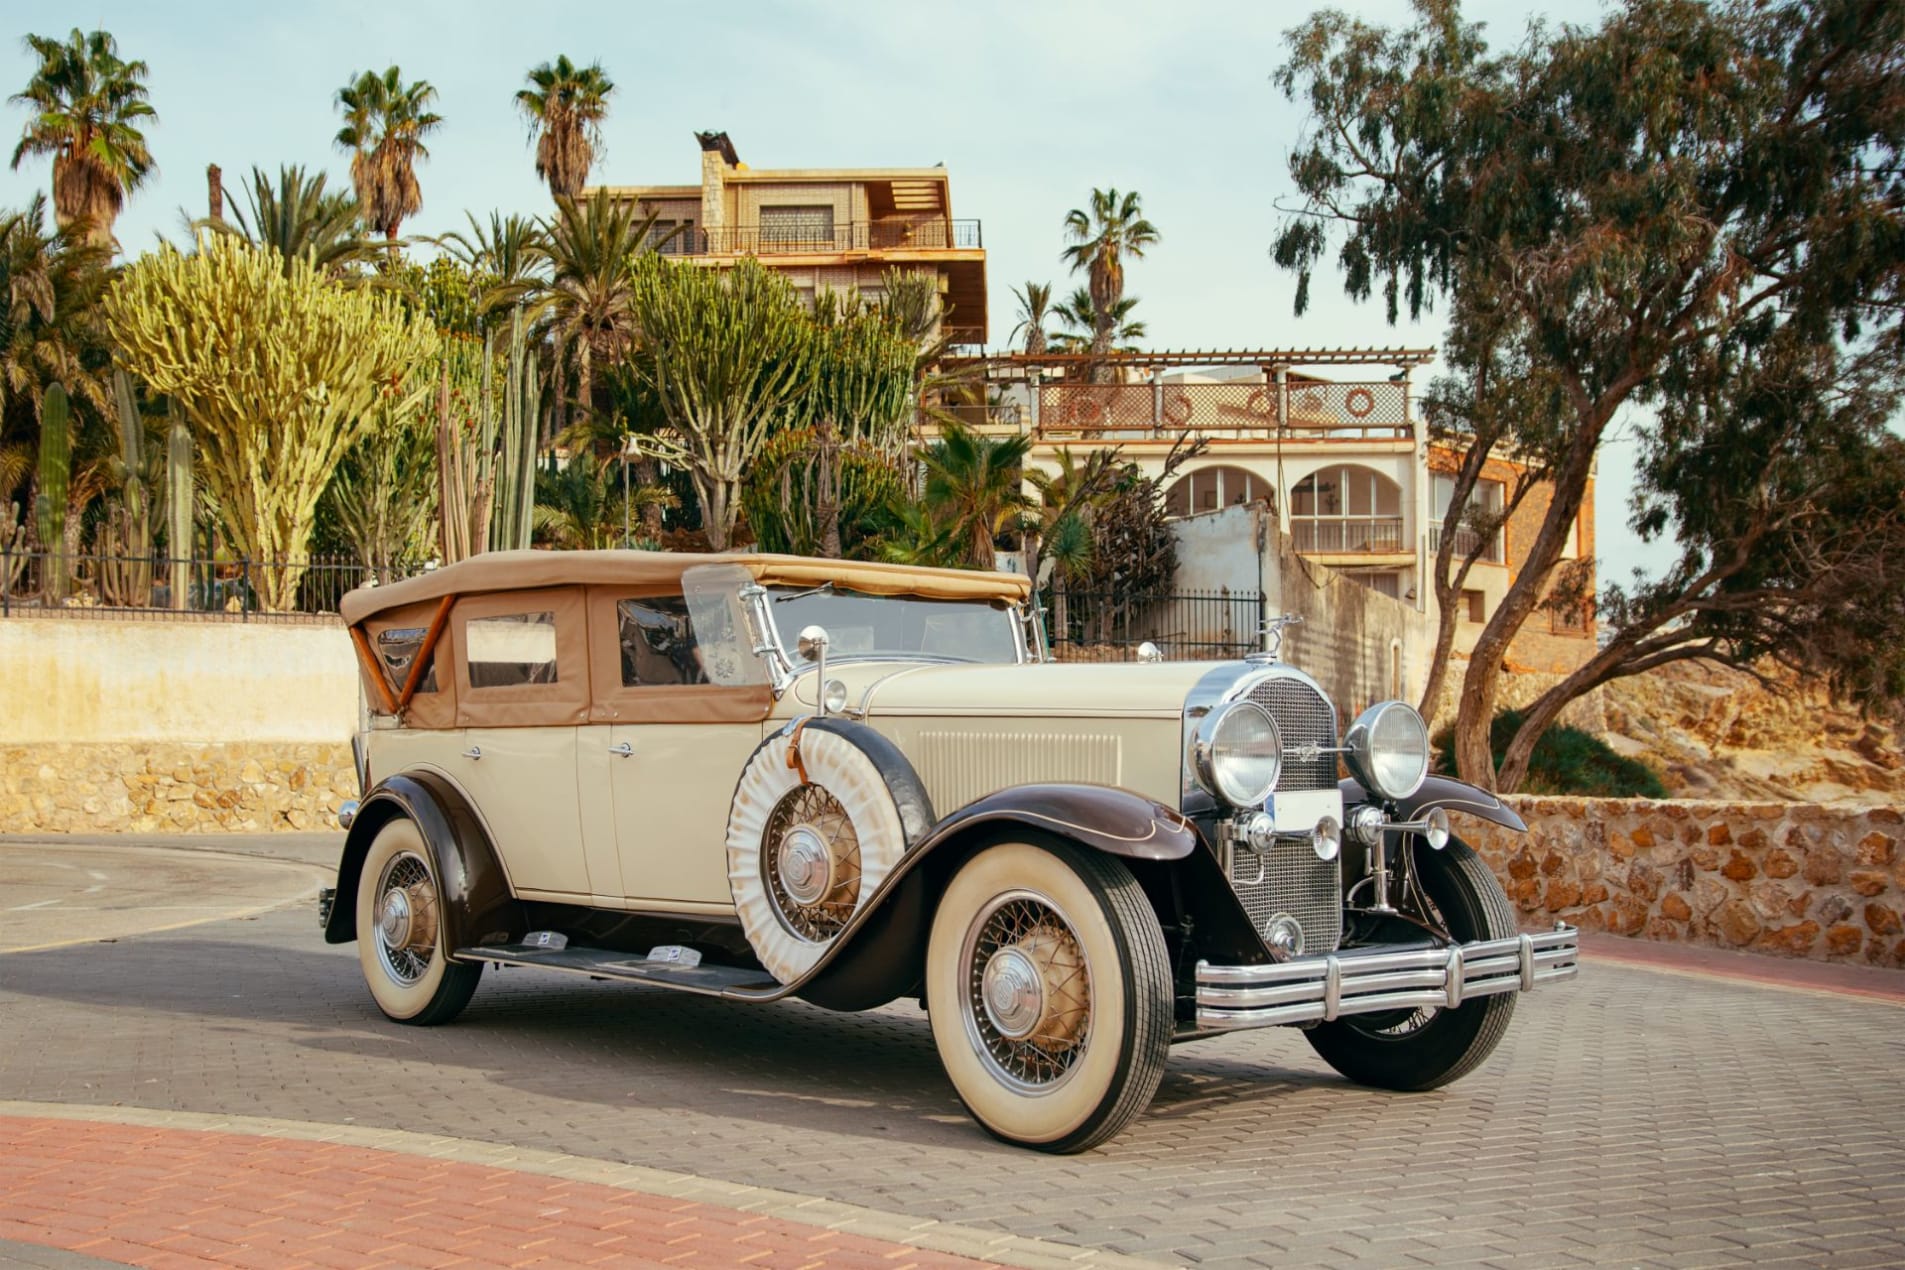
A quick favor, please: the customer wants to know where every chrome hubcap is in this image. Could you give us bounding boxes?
[378,888,414,949]
[981,947,1045,1040]
[776,824,834,907]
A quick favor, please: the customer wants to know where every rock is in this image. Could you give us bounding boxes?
[1817,894,1854,924]
[1865,903,1903,937]
[1627,861,1662,901]
[1756,921,1821,956]
[1541,849,1566,876]
[1630,824,1657,849]
[1825,924,1865,957]
[1583,881,1611,905]
[1690,845,1720,871]
[1849,870,1890,898]
[1546,879,1584,909]
[1508,848,1538,881]
[1856,831,1896,866]
[1715,900,1762,946]
[1764,848,1799,879]
[1661,892,1693,922]
[1721,850,1758,882]
[1707,823,1733,846]
[1804,850,1844,887]
[1608,895,1649,935]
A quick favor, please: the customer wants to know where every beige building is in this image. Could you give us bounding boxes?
[588,131,988,344]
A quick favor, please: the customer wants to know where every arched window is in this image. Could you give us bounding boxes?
[1163,465,1273,519]
[1290,465,1404,553]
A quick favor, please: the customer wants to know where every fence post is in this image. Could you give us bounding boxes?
[1,540,9,617]
[241,556,251,622]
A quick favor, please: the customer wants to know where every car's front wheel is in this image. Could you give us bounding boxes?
[1304,835,1517,1090]
[355,817,481,1025]
[925,836,1172,1153]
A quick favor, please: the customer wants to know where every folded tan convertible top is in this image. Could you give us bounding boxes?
[339,549,1032,626]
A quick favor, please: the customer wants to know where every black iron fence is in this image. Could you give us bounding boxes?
[0,548,406,621]
[1044,588,1267,662]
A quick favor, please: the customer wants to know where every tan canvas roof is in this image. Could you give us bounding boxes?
[340,549,1031,626]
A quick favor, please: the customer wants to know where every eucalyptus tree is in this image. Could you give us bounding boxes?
[334,66,442,249]
[517,56,615,200]
[196,165,373,277]
[1060,188,1158,373]
[1274,0,1905,790]
[102,237,439,609]
[628,254,813,551]
[9,28,155,244]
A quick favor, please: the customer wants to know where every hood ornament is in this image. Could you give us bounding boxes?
[1247,613,1304,664]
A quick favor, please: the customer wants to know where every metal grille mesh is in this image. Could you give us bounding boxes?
[1246,677,1339,789]
[1229,839,1344,954]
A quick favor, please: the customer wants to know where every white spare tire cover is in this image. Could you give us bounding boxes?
[726,726,909,984]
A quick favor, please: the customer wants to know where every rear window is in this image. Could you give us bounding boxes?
[465,612,559,688]
[616,598,708,687]
[376,626,438,694]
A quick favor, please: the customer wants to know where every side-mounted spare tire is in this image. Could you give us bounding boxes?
[725,719,934,984]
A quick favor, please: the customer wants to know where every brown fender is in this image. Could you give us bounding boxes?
[912,783,1199,861]
[324,770,527,951]
[1339,774,1527,833]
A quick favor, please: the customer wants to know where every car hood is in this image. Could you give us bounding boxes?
[789,659,1232,720]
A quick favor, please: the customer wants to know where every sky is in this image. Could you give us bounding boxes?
[0,0,1673,584]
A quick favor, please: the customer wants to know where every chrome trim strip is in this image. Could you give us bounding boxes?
[1193,925,1579,1032]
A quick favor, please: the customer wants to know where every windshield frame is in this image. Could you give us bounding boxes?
[747,584,1030,686]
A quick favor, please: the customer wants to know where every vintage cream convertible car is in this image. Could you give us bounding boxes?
[322,550,1577,1151]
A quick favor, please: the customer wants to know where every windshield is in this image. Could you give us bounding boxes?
[770,587,1024,665]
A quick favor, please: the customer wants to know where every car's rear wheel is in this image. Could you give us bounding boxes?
[925,837,1171,1153]
[355,818,480,1025]
[1304,835,1516,1090]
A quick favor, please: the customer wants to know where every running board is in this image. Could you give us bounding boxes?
[456,944,783,999]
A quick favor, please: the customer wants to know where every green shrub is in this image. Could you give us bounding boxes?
[1432,708,1668,798]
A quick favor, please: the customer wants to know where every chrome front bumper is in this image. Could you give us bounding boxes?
[1194,924,1579,1031]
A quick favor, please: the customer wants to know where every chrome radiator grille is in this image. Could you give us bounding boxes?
[1229,839,1344,954]
[1247,676,1339,789]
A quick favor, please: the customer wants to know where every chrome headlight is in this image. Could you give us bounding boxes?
[1193,701,1283,808]
[1344,700,1431,800]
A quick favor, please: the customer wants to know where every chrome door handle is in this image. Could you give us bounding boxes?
[608,742,634,758]
[462,746,482,760]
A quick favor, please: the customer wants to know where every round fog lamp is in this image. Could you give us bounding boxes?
[1312,815,1341,862]
[822,678,850,714]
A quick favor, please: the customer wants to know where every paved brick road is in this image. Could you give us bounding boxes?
[2,871,1903,1267]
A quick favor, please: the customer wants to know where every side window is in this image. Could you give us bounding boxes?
[617,597,708,687]
[466,612,559,688]
[376,626,437,694]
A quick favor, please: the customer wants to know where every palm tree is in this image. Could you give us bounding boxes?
[532,449,621,549]
[516,56,615,200]
[438,210,549,312]
[1024,447,1119,637]
[1060,188,1159,372]
[533,189,662,427]
[9,28,156,244]
[1010,281,1052,355]
[920,418,1033,570]
[197,165,373,277]
[334,66,442,249]
[1051,287,1147,354]
[0,195,112,490]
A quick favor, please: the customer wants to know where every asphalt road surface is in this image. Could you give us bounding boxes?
[2,837,1903,1268]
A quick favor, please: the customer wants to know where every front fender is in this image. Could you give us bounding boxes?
[324,770,526,950]
[791,784,1197,1011]
[1339,774,1527,833]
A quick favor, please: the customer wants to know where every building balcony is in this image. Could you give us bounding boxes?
[1031,379,1412,444]
[1427,522,1505,564]
[660,219,983,256]
[1291,517,1408,555]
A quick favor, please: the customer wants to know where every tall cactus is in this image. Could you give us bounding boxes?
[100,369,155,605]
[35,384,71,602]
[490,307,539,552]
[166,402,194,610]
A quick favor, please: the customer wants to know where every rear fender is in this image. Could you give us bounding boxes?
[324,770,526,950]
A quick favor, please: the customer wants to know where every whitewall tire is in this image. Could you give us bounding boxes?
[355,818,480,1025]
[925,837,1172,1153]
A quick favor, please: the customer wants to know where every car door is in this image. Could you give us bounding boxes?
[585,586,774,910]
[447,587,595,900]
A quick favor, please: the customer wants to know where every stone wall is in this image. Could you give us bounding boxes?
[0,742,357,834]
[1464,797,1905,968]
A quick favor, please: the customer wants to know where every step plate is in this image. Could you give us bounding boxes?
[457,944,782,999]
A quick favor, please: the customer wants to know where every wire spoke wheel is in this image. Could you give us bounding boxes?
[353,818,480,1026]
[961,892,1094,1093]
[762,783,863,942]
[373,850,439,988]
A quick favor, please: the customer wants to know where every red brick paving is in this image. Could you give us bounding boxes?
[1580,930,1905,1003]
[0,1117,1004,1269]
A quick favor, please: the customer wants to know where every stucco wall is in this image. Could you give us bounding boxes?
[0,618,359,745]
[1465,797,1905,968]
